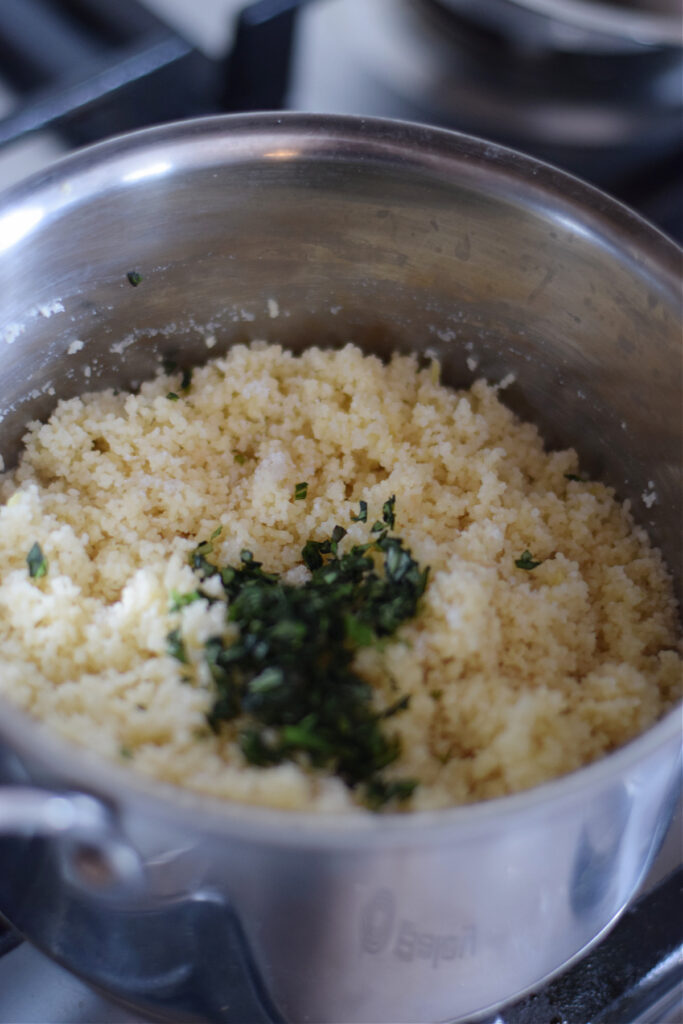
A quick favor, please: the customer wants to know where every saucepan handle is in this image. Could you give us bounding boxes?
[0,787,280,1020]
[0,786,144,895]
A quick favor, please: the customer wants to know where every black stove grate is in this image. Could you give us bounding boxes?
[0,0,209,148]
[0,0,311,152]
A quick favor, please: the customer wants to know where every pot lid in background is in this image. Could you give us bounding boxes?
[289,0,683,235]
[436,0,683,51]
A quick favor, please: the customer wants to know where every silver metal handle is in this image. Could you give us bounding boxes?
[0,786,144,896]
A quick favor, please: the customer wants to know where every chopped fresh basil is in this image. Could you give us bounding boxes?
[294,481,308,501]
[167,392,179,401]
[301,537,331,571]
[344,613,375,647]
[378,694,411,719]
[180,368,193,392]
[330,524,347,555]
[169,589,201,612]
[26,542,48,579]
[350,500,368,523]
[382,495,396,530]
[364,778,418,811]
[248,666,285,695]
[166,628,188,663]
[187,499,427,809]
[234,452,246,465]
[188,534,225,578]
[126,271,142,287]
[515,550,543,571]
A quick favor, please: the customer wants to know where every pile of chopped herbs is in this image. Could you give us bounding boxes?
[169,498,429,810]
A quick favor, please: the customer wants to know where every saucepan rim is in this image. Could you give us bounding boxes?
[0,112,681,273]
[0,111,680,846]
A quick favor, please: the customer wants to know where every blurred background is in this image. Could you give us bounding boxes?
[0,0,681,239]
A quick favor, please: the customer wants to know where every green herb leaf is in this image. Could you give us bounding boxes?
[515,550,543,571]
[210,526,222,541]
[119,745,134,759]
[188,535,221,578]
[126,271,142,287]
[350,500,368,523]
[294,481,308,501]
[301,538,331,571]
[167,392,179,401]
[564,473,584,482]
[248,666,285,695]
[330,524,347,555]
[169,589,201,612]
[234,452,246,465]
[166,628,188,663]
[382,495,396,530]
[239,728,283,766]
[363,777,418,810]
[27,542,48,579]
[281,721,332,753]
[180,368,193,392]
[344,614,375,647]
[377,694,411,719]
[189,497,427,809]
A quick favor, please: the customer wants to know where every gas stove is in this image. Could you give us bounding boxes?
[0,2,681,1022]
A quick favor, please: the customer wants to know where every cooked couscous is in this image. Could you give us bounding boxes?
[0,343,679,811]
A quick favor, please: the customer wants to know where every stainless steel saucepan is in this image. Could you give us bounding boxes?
[0,114,680,1024]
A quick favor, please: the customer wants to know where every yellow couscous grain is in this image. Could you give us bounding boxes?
[0,343,679,811]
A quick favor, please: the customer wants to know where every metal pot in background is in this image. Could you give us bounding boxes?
[437,0,683,51]
[422,0,683,174]
[0,114,680,1024]
[292,0,683,204]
